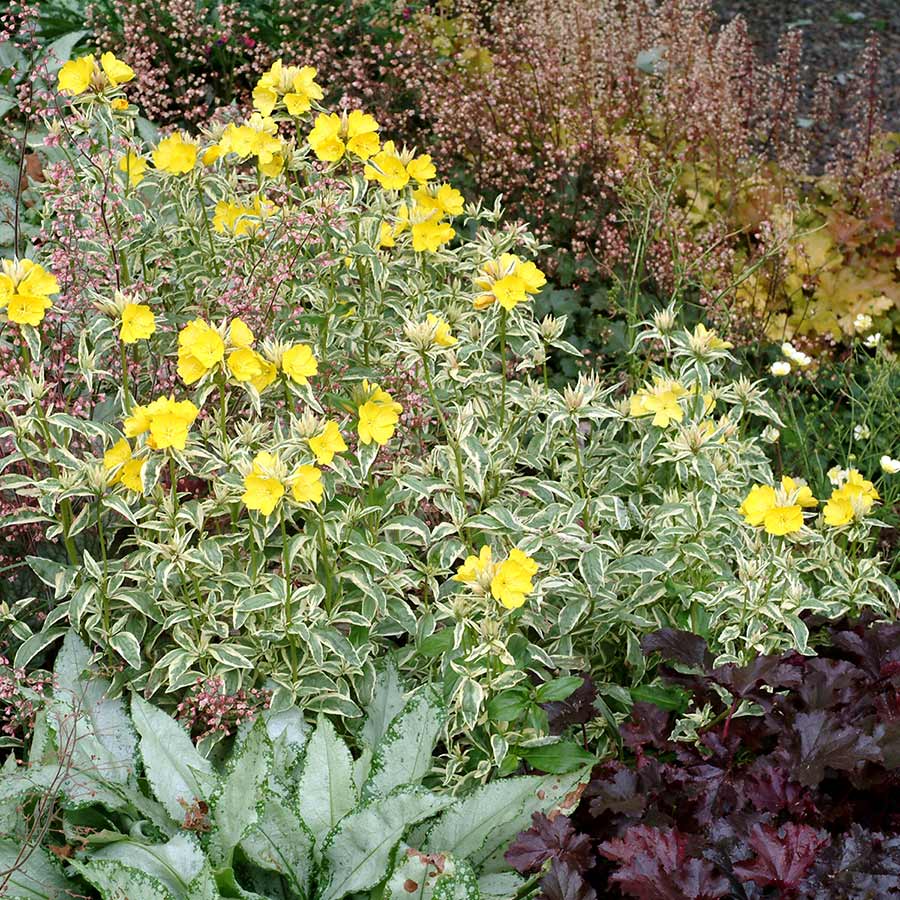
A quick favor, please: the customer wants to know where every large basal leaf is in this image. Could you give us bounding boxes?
[68,858,176,900]
[131,695,216,825]
[295,714,357,843]
[363,685,446,798]
[240,794,315,898]
[362,661,408,750]
[0,839,74,899]
[208,718,272,867]
[318,787,454,900]
[50,631,136,784]
[88,833,208,898]
[424,769,589,873]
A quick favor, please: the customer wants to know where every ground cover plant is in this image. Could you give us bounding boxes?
[0,7,899,900]
[508,617,900,898]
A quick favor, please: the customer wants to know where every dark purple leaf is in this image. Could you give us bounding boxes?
[791,710,882,786]
[539,861,598,900]
[506,812,594,874]
[801,824,900,898]
[733,823,829,890]
[642,629,713,669]
[587,766,646,819]
[621,702,672,752]
[599,826,729,900]
[544,676,598,734]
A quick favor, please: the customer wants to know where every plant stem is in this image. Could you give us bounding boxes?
[318,512,334,616]
[571,420,591,533]
[499,308,508,428]
[120,342,131,412]
[420,352,467,509]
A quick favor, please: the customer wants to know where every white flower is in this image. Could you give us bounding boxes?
[828,465,848,486]
[770,361,791,377]
[781,341,811,368]
[854,313,873,332]
[882,455,900,475]
[761,425,781,443]
[865,333,882,348]
[854,424,871,441]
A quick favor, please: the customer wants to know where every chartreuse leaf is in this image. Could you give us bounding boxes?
[86,833,210,898]
[239,794,315,898]
[68,857,176,900]
[296,714,357,843]
[363,685,446,797]
[208,718,272,867]
[424,769,589,872]
[131,694,216,824]
[318,787,454,900]
[0,839,73,899]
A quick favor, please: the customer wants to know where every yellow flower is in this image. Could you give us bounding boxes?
[411,218,455,253]
[823,494,855,527]
[110,98,129,111]
[117,152,147,186]
[426,313,456,347]
[406,154,436,183]
[290,464,323,504]
[740,479,809,535]
[282,344,318,384]
[177,318,225,384]
[379,222,396,248]
[357,400,398,446]
[219,114,282,171]
[100,51,135,86]
[228,317,255,349]
[629,379,688,428]
[119,457,146,492]
[201,145,221,166]
[152,134,197,174]
[454,545,494,584]
[308,421,348,466]
[125,396,199,451]
[103,438,132,479]
[241,451,285,516]
[823,471,879,526]
[103,439,144,492]
[228,347,269,383]
[0,258,58,327]
[253,61,323,117]
[364,141,410,191]
[58,55,95,95]
[690,322,733,352]
[781,476,818,508]
[412,184,464,217]
[473,253,546,310]
[490,549,538,609]
[119,303,155,343]
[308,110,380,162]
[739,484,777,526]
[762,505,803,536]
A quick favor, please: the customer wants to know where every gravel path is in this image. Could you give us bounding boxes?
[713,0,899,131]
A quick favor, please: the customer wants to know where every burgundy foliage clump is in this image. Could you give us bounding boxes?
[507,617,900,899]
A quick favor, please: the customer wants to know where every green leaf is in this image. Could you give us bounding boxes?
[630,684,689,712]
[424,770,589,871]
[0,839,73,899]
[534,676,584,703]
[131,695,216,824]
[364,685,446,797]
[109,631,143,669]
[486,689,529,723]
[52,631,137,784]
[319,787,454,900]
[68,858,176,900]
[87,833,208,897]
[240,794,314,898]
[295,714,357,842]
[13,629,66,670]
[208,719,272,867]
[519,741,596,774]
